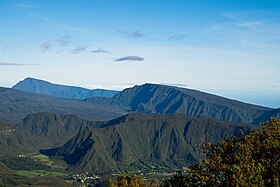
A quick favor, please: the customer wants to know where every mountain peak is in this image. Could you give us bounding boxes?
[99,83,272,124]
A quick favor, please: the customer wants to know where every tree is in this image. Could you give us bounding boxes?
[110,174,147,187]
[163,118,280,187]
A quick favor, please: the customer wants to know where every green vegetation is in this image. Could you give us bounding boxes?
[162,118,280,187]
[30,153,68,170]
[110,118,280,187]
[31,153,53,164]
[43,113,255,174]
[0,154,76,187]
[16,170,67,178]
[0,174,76,187]
[110,175,149,187]
[0,155,50,171]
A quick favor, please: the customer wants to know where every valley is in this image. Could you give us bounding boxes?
[0,79,279,186]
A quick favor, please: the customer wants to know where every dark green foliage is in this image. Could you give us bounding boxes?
[110,174,148,187]
[0,156,50,170]
[0,174,76,187]
[161,172,191,187]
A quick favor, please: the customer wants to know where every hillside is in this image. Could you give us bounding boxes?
[0,125,38,154]
[86,83,272,124]
[0,112,106,154]
[41,113,256,173]
[0,87,126,125]
[253,108,280,124]
[17,112,105,149]
[13,77,119,99]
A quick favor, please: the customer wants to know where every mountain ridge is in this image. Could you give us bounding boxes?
[13,77,119,99]
[86,83,272,124]
[0,87,126,125]
[0,112,106,154]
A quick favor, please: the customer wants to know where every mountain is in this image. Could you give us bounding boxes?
[0,124,38,154]
[253,108,280,124]
[0,112,107,154]
[13,77,119,99]
[0,87,126,125]
[41,113,256,174]
[85,83,272,124]
[16,112,105,149]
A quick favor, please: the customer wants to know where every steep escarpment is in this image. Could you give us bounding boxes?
[86,84,271,124]
[13,77,119,99]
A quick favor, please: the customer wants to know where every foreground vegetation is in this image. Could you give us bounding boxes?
[110,118,280,187]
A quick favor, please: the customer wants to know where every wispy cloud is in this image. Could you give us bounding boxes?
[58,36,70,46]
[1,45,13,50]
[61,25,86,32]
[219,12,240,20]
[163,83,189,88]
[90,48,109,54]
[17,3,33,8]
[118,30,150,38]
[71,45,88,54]
[206,10,280,51]
[41,41,51,53]
[115,56,144,62]
[0,62,36,66]
[236,20,264,28]
[169,34,186,41]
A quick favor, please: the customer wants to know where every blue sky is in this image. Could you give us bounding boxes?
[0,0,280,108]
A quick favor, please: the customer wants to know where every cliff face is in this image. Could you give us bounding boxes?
[13,77,119,99]
[89,83,271,124]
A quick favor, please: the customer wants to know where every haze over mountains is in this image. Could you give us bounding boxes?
[0,78,279,174]
[13,77,119,99]
[0,87,126,125]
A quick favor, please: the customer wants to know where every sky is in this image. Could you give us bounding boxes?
[0,0,280,108]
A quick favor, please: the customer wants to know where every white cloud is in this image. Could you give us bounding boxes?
[236,20,264,28]
[17,3,33,8]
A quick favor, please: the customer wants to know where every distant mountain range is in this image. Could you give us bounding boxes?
[13,77,119,99]
[0,87,126,125]
[41,113,256,173]
[86,83,274,124]
[3,80,278,125]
